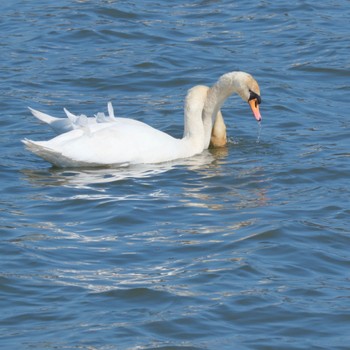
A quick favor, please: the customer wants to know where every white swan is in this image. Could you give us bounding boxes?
[23,71,262,167]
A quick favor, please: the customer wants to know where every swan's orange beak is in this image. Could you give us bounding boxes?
[248,99,262,122]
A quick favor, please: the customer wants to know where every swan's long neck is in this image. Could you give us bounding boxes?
[182,85,208,152]
[202,72,245,149]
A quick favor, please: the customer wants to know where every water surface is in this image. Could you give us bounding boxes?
[1,1,350,349]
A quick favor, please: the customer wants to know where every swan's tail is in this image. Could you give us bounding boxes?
[22,139,98,168]
[23,139,67,167]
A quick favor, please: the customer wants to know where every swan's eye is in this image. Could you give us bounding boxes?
[249,90,262,105]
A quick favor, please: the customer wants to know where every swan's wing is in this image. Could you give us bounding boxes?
[63,108,95,135]
[94,102,116,123]
[107,102,116,121]
[63,108,79,125]
[95,112,108,123]
[29,102,118,135]
[28,107,74,134]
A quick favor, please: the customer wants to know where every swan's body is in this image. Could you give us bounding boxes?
[23,71,262,167]
[24,86,208,167]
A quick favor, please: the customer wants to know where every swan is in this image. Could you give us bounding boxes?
[23,71,262,167]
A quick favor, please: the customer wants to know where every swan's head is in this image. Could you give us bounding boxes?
[232,72,262,122]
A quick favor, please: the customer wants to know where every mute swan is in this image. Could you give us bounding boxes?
[23,71,262,167]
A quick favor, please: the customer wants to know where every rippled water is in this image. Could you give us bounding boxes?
[1,1,350,349]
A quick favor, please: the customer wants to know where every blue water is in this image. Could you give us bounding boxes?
[1,1,350,349]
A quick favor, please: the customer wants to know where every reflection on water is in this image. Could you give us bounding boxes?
[21,145,270,215]
[22,164,170,188]
[21,150,217,188]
